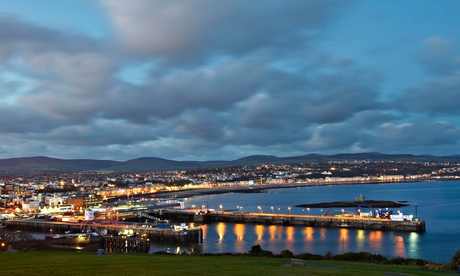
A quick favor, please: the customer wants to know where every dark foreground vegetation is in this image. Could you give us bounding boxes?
[2,231,460,275]
[1,249,459,276]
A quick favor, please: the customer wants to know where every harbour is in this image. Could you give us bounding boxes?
[177,181,460,263]
[151,208,426,232]
[3,219,203,244]
[2,181,460,262]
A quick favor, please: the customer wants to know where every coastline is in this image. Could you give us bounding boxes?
[149,179,426,200]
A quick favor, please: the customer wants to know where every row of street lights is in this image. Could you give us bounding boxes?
[258,205,291,214]
[211,204,332,215]
[204,204,357,216]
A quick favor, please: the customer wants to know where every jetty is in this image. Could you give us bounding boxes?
[3,219,203,243]
[151,209,426,232]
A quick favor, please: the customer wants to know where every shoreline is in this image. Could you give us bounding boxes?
[149,179,428,200]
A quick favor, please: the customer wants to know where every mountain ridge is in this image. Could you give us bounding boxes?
[0,153,459,175]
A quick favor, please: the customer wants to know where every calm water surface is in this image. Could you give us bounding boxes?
[152,181,460,263]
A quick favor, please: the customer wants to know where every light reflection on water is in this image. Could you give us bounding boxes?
[205,223,418,259]
[23,181,460,263]
[175,181,460,262]
[148,221,422,260]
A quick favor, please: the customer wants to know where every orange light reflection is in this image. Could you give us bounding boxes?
[319,228,326,240]
[339,228,349,252]
[255,225,264,241]
[285,226,295,241]
[233,223,245,240]
[216,222,226,242]
[368,231,383,252]
[394,236,406,258]
[268,225,279,240]
[304,227,314,242]
[232,224,247,253]
[200,224,208,240]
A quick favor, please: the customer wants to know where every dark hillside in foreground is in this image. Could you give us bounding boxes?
[1,152,460,175]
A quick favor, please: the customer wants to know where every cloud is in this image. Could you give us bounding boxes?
[303,112,460,155]
[398,73,460,116]
[2,1,460,161]
[374,119,460,151]
[416,36,460,75]
[0,15,116,124]
[102,0,351,63]
[394,37,460,118]
[0,105,60,134]
[103,56,279,121]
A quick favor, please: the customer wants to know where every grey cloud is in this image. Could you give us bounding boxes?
[4,1,459,161]
[306,123,369,151]
[103,57,276,122]
[102,0,351,63]
[301,72,382,124]
[171,110,226,140]
[398,73,460,115]
[234,67,383,132]
[20,83,103,123]
[0,15,117,124]
[41,120,157,146]
[416,36,460,75]
[375,119,460,149]
[301,110,400,153]
[0,105,61,134]
[0,15,105,60]
[302,114,460,155]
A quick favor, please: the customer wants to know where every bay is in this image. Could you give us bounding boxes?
[152,180,460,263]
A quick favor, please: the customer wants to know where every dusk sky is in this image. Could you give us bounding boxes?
[1,0,460,161]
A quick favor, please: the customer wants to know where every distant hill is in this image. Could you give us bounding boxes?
[0,153,460,175]
[0,156,122,175]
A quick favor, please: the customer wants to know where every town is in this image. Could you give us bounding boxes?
[1,159,459,216]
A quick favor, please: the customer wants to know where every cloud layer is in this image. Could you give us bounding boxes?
[1,1,460,161]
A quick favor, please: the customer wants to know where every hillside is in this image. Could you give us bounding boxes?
[0,153,460,175]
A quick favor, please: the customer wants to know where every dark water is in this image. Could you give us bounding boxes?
[152,181,460,263]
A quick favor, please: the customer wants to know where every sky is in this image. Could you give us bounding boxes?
[1,0,460,161]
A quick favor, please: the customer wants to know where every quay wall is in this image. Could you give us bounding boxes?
[3,220,203,243]
[152,209,426,233]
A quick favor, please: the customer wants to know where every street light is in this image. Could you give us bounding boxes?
[288,207,291,214]
[307,208,310,214]
[271,206,274,213]
[258,206,263,213]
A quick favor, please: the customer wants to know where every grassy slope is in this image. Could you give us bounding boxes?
[0,251,452,276]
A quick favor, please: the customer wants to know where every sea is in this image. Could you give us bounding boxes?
[150,180,460,263]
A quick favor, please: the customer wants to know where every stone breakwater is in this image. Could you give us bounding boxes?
[296,200,410,208]
[152,209,426,233]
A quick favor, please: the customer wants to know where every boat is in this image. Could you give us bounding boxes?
[118,228,135,237]
[337,221,355,229]
[173,223,189,231]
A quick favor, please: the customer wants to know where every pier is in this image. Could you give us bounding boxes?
[153,209,426,232]
[3,219,203,243]
[104,236,150,253]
